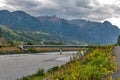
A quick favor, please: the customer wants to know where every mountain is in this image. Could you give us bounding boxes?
[0,10,120,44]
[37,16,89,43]
[37,16,120,44]
[69,19,120,44]
[0,10,45,31]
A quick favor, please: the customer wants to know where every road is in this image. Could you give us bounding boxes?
[110,46,120,79]
[0,51,77,80]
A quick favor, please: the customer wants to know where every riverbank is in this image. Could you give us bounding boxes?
[0,47,79,55]
[0,47,22,54]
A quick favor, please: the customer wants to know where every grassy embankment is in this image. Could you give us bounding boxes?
[0,47,22,54]
[21,46,118,80]
[0,46,80,54]
[28,47,81,53]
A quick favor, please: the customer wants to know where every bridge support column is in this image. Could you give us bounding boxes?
[60,48,62,54]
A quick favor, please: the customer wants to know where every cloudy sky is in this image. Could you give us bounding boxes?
[0,0,120,27]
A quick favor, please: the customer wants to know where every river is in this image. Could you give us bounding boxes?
[0,51,77,80]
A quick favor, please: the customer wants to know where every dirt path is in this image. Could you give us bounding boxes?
[109,46,120,79]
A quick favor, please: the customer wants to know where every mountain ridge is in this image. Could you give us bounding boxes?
[0,10,120,44]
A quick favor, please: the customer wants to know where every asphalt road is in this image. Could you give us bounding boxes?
[110,46,120,80]
[0,51,77,80]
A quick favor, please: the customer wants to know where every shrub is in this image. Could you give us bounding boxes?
[34,69,45,76]
[47,66,59,73]
[28,48,36,53]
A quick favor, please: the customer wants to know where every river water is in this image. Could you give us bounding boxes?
[0,51,77,80]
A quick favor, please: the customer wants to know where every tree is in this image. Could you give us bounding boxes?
[26,41,34,45]
[0,37,7,47]
[117,35,120,45]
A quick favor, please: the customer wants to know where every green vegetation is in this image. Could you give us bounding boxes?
[22,69,45,80]
[0,37,22,54]
[0,47,22,54]
[0,25,61,45]
[47,66,60,73]
[117,35,120,45]
[27,47,79,53]
[20,46,117,80]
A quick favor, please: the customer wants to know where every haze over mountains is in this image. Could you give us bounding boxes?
[0,10,120,45]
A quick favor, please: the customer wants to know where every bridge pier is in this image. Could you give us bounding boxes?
[60,48,62,54]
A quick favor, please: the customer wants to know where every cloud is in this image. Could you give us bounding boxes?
[0,0,120,21]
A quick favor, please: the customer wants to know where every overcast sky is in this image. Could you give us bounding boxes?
[0,0,120,27]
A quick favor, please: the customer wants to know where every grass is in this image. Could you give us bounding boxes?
[28,47,80,53]
[0,47,22,54]
[22,69,45,80]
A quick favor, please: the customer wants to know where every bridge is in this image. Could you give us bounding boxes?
[19,45,89,50]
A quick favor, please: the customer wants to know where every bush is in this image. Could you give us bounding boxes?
[22,77,29,80]
[28,48,36,53]
[34,69,45,76]
[47,66,59,73]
